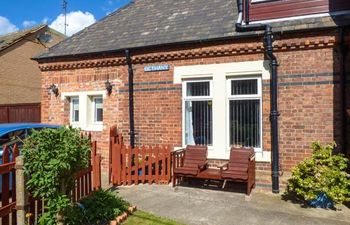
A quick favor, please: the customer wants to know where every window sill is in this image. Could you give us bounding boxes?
[68,123,103,132]
[70,123,80,129]
[85,124,104,132]
[255,151,271,162]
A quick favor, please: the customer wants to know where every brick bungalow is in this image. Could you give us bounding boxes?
[34,0,350,191]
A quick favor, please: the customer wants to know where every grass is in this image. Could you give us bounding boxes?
[123,211,186,225]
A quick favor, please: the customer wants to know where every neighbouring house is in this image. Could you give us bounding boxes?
[34,0,350,192]
[0,24,65,123]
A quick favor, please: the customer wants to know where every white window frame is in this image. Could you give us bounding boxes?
[92,96,103,124]
[174,60,271,161]
[226,77,263,152]
[182,79,213,147]
[61,91,106,131]
[70,97,80,125]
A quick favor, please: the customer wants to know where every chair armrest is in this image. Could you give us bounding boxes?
[218,162,228,173]
[171,148,186,153]
[217,162,228,169]
[198,161,208,171]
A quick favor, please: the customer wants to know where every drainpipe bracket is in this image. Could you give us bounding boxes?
[269,111,280,121]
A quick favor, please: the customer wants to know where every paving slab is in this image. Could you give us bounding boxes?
[114,184,350,225]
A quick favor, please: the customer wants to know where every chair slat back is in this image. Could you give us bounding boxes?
[183,145,207,167]
[228,147,254,167]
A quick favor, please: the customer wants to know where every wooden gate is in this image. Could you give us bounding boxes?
[110,127,171,186]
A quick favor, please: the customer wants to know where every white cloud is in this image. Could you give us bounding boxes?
[49,11,96,36]
[0,16,18,35]
[42,17,50,24]
[22,20,37,28]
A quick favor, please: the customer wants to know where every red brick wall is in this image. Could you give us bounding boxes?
[38,29,345,188]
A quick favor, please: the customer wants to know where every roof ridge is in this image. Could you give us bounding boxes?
[0,24,46,38]
[0,24,48,52]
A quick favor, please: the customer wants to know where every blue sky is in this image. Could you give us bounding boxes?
[0,0,131,36]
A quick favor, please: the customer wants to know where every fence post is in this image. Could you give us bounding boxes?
[15,156,27,225]
[91,141,101,190]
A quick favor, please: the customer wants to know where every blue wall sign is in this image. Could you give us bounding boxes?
[144,64,170,72]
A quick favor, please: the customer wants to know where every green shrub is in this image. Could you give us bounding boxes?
[64,190,130,225]
[285,142,350,205]
[22,127,91,225]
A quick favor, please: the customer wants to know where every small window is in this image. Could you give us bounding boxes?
[231,79,258,95]
[71,97,79,123]
[93,97,103,123]
[186,81,210,97]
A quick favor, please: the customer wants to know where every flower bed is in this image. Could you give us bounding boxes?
[64,189,132,225]
[109,206,137,225]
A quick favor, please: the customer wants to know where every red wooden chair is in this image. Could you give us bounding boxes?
[219,147,255,195]
[172,145,208,187]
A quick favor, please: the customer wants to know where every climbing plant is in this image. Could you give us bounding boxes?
[285,141,350,206]
[22,127,91,225]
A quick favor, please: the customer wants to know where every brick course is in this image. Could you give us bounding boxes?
[38,29,348,189]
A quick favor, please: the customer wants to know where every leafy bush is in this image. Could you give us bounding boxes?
[22,127,91,225]
[64,190,130,225]
[285,142,350,205]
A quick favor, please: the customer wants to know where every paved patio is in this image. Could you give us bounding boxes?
[114,184,350,225]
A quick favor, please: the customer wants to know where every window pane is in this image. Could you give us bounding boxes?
[95,108,103,122]
[94,97,103,122]
[185,100,212,145]
[72,98,79,122]
[95,98,103,108]
[231,79,258,95]
[229,99,260,148]
[72,98,79,110]
[74,110,79,122]
[186,82,210,97]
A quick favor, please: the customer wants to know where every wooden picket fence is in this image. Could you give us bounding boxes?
[0,139,102,225]
[0,144,19,225]
[110,127,171,186]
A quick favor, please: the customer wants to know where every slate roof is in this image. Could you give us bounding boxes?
[0,25,47,52]
[36,0,350,59]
